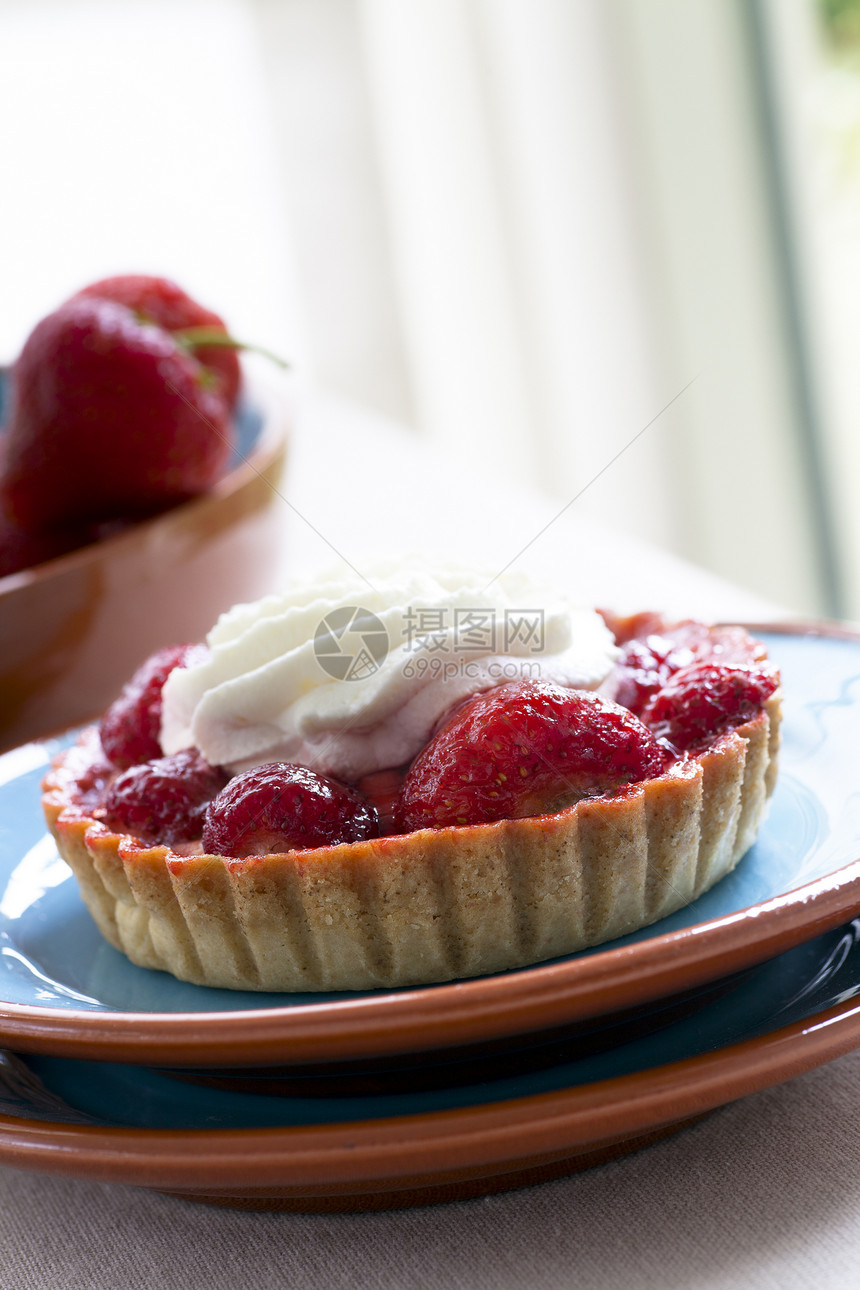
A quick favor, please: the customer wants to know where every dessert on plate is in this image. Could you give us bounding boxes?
[42,564,782,991]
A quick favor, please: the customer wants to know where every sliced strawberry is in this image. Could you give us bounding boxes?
[397,680,670,831]
[99,643,207,770]
[202,762,379,857]
[641,661,779,752]
[102,749,228,845]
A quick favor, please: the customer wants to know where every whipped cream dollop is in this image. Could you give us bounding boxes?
[160,561,618,781]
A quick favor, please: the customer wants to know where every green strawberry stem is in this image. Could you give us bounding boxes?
[174,327,291,370]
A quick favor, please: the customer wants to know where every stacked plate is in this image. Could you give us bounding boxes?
[1,625,860,1212]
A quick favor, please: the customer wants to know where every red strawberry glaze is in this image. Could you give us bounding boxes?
[52,727,115,815]
[355,767,407,836]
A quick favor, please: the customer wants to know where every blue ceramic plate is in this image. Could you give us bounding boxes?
[1,626,859,1068]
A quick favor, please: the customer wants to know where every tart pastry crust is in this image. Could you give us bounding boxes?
[42,692,781,991]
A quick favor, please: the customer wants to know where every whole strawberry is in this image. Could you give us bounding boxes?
[71,275,241,408]
[102,748,228,846]
[398,680,670,831]
[0,291,237,531]
[203,762,379,857]
[99,642,208,770]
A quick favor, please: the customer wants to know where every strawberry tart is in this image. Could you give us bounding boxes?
[42,565,781,991]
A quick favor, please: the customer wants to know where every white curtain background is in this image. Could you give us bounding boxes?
[358,0,672,542]
[257,0,839,615]
[0,0,851,618]
[759,0,860,621]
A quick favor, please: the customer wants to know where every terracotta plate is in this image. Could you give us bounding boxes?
[0,624,859,1068]
[1,918,860,1209]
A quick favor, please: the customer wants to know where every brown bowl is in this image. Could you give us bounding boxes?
[0,368,290,751]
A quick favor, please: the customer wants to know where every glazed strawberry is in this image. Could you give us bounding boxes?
[642,662,779,752]
[202,762,379,857]
[71,275,241,408]
[0,296,236,530]
[398,680,670,831]
[613,622,768,715]
[102,749,228,845]
[613,634,695,714]
[99,643,207,770]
